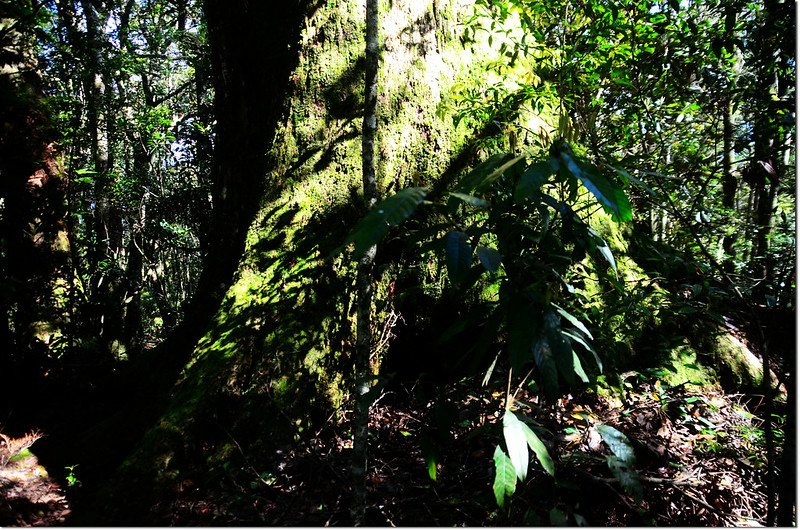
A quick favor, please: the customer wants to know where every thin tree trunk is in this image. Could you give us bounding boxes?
[80,0,126,360]
[352,0,379,524]
[720,93,737,268]
[122,220,144,355]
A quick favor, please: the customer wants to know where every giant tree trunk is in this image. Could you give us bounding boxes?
[178,0,305,340]
[77,1,483,523]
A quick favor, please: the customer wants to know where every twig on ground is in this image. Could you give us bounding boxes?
[676,486,735,526]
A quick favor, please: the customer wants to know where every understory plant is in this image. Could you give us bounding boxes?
[338,138,635,507]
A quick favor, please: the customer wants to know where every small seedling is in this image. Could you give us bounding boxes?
[65,464,81,487]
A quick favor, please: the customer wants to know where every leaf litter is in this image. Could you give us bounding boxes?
[144,374,780,526]
[0,432,71,526]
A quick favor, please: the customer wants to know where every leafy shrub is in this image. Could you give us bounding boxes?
[339,139,634,506]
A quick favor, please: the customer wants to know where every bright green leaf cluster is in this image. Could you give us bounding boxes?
[493,410,555,508]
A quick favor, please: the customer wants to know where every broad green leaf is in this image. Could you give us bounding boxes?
[477,154,527,191]
[572,351,589,383]
[598,424,641,499]
[555,142,632,222]
[514,158,556,203]
[456,153,512,193]
[476,246,502,272]
[544,311,574,386]
[562,329,603,372]
[518,419,555,476]
[445,231,472,286]
[493,445,517,508]
[587,228,617,273]
[448,192,490,208]
[503,411,529,481]
[549,331,575,386]
[551,303,594,340]
[596,240,617,274]
[457,153,526,194]
[597,424,635,465]
[337,187,428,258]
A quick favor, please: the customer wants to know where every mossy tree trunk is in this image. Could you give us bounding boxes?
[85,1,488,522]
[63,3,311,520]
[161,0,308,373]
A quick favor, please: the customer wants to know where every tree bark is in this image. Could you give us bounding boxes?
[352,0,380,524]
[181,0,303,329]
[720,93,737,268]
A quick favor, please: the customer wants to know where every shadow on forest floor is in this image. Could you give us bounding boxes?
[0,449,70,526]
[140,373,778,526]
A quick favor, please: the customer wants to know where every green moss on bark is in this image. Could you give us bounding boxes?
[99,1,495,520]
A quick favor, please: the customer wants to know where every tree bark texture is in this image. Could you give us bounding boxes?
[184,0,305,341]
[78,1,481,522]
[352,0,380,524]
[720,94,737,266]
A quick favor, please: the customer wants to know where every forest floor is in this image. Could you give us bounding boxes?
[153,373,777,526]
[0,355,783,526]
[0,448,71,526]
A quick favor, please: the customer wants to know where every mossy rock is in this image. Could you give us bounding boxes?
[661,340,718,390]
[696,325,784,399]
